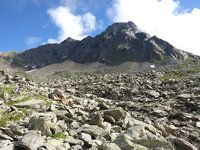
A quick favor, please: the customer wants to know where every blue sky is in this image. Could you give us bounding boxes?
[0,0,200,56]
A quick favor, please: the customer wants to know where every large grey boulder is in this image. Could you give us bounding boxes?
[28,116,52,136]
[122,117,175,149]
[17,131,45,150]
[168,136,198,150]
[127,126,174,149]
[114,134,148,150]
[0,140,14,150]
[64,135,83,145]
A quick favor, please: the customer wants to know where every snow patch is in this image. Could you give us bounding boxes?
[150,64,155,68]
[26,69,37,73]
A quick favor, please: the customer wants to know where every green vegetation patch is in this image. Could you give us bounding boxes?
[0,108,31,127]
[52,132,66,140]
[5,96,31,105]
[35,94,53,105]
[160,60,200,82]
[0,84,15,96]
[0,113,13,127]
[159,71,184,82]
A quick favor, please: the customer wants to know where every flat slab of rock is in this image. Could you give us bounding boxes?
[178,94,193,99]
[64,135,83,145]
[0,130,13,140]
[151,108,168,117]
[77,124,108,139]
[45,138,70,150]
[14,99,45,107]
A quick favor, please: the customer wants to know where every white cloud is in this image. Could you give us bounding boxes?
[107,0,200,56]
[47,6,96,43]
[26,36,41,48]
[82,13,96,32]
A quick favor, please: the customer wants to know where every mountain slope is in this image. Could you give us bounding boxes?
[12,21,198,69]
[12,38,79,68]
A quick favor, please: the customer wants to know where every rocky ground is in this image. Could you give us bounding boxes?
[0,68,199,150]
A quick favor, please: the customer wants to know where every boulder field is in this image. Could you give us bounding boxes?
[0,70,199,150]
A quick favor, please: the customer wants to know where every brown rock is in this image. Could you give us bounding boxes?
[90,113,103,126]
[104,108,126,122]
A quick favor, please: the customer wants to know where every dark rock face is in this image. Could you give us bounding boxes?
[12,21,196,69]
[12,37,79,69]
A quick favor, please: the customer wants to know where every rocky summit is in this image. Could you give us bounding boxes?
[11,21,198,69]
[0,64,199,150]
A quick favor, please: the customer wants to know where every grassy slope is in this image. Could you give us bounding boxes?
[27,61,109,81]
[27,60,155,81]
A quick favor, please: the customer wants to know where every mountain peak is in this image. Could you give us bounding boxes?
[105,21,141,34]
[61,37,78,44]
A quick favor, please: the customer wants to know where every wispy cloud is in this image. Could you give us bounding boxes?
[107,0,200,56]
[26,36,41,48]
